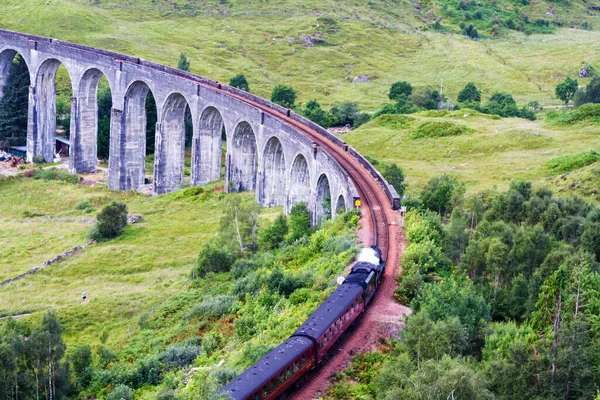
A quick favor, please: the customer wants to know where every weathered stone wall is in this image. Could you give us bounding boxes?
[0,29,374,218]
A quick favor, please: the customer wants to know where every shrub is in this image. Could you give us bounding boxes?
[301,99,335,128]
[286,203,312,243]
[188,295,237,319]
[229,74,249,91]
[547,103,600,126]
[389,81,413,101]
[330,102,360,126]
[545,151,600,174]
[211,366,243,387]
[32,155,46,164]
[271,84,297,108]
[32,169,80,184]
[94,201,128,240]
[230,258,258,278]
[408,121,472,139]
[259,214,288,250]
[382,163,406,197]
[234,273,261,296]
[484,92,520,118]
[107,385,134,400]
[370,114,415,130]
[457,82,481,104]
[420,174,465,217]
[322,233,355,255]
[75,199,92,210]
[159,344,202,369]
[353,112,371,128]
[193,238,238,277]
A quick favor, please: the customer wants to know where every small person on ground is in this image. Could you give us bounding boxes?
[82,291,87,302]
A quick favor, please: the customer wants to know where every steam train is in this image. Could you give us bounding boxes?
[220,247,385,400]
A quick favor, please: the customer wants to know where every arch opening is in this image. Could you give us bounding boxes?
[335,194,346,217]
[70,68,112,173]
[193,106,224,185]
[315,173,332,225]
[228,121,257,192]
[288,154,310,211]
[155,92,189,194]
[31,59,73,163]
[262,137,286,207]
[0,50,30,149]
[121,81,157,190]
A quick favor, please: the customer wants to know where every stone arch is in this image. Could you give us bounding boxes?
[261,136,286,207]
[193,105,224,185]
[288,154,310,211]
[335,194,346,217]
[0,49,30,148]
[155,92,189,194]
[315,173,332,225]
[121,80,155,190]
[0,48,30,99]
[32,58,74,162]
[70,68,112,173]
[228,121,257,192]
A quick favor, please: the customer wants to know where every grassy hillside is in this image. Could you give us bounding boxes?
[2,0,600,111]
[344,109,600,199]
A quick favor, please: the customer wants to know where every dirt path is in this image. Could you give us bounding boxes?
[290,208,411,400]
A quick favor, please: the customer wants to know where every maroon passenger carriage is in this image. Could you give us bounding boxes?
[220,247,385,400]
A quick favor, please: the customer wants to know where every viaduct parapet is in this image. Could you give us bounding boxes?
[0,29,399,221]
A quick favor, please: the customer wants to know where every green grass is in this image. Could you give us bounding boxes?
[0,176,271,350]
[543,161,600,200]
[547,104,600,126]
[344,110,600,198]
[545,150,600,174]
[3,0,600,112]
[407,120,474,139]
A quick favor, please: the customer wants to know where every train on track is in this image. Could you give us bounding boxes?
[220,247,386,400]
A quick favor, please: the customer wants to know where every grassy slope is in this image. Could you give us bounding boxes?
[2,0,600,110]
[345,111,600,198]
[0,176,278,350]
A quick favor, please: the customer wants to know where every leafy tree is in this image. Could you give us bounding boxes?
[229,74,249,91]
[95,201,128,239]
[412,277,491,356]
[555,77,578,107]
[457,82,481,104]
[388,81,413,101]
[286,202,312,243]
[220,196,261,252]
[462,24,479,39]
[382,163,406,197]
[271,84,296,108]
[259,214,288,250]
[107,384,134,400]
[420,174,465,217]
[485,92,520,117]
[70,344,93,388]
[301,99,334,128]
[574,76,600,106]
[581,223,600,261]
[0,54,30,147]
[177,53,190,71]
[330,101,360,126]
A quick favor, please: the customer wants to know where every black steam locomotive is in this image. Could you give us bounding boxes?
[220,247,385,400]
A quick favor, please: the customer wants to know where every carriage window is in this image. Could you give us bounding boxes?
[293,361,299,373]
[271,379,277,391]
[254,394,260,400]
[286,366,293,379]
[279,372,285,385]
[263,385,269,398]
[301,354,307,366]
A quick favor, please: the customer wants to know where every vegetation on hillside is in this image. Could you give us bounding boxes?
[328,178,600,399]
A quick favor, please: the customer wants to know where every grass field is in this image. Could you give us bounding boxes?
[2,0,600,111]
[344,109,600,199]
[0,176,280,350]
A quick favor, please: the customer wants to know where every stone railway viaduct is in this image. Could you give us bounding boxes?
[0,29,399,221]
